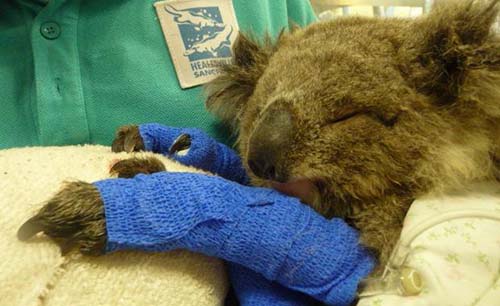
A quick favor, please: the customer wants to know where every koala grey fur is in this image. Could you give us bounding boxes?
[206,0,500,271]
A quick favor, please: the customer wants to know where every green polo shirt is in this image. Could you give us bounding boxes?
[0,0,316,149]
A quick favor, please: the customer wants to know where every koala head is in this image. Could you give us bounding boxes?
[206,0,500,219]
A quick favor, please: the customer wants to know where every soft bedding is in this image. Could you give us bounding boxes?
[0,145,228,306]
[2,145,499,306]
[359,181,500,306]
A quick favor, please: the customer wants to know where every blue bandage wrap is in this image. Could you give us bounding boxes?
[94,172,375,306]
[139,123,248,185]
[140,123,308,305]
[229,264,317,306]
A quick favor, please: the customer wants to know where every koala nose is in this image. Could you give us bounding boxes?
[247,104,294,182]
[248,157,276,181]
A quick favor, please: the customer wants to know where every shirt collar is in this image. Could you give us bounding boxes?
[17,0,49,13]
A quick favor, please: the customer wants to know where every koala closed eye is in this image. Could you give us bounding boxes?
[327,111,363,125]
[326,110,398,127]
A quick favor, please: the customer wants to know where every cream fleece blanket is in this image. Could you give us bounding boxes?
[0,145,228,306]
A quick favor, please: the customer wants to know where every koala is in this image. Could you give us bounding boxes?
[205,0,500,268]
[18,0,500,275]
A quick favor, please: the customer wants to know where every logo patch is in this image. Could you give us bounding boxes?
[154,0,239,89]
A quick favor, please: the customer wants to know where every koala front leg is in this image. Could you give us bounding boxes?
[17,182,107,256]
[110,156,166,178]
[359,227,401,276]
[350,195,414,276]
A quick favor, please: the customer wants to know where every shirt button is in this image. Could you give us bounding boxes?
[40,22,61,40]
[399,267,423,296]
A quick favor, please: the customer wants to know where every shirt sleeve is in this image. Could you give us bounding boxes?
[287,0,318,27]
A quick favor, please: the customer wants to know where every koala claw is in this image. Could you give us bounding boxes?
[17,181,107,256]
[168,133,192,154]
[109,156,166,178]
[111,125,145,153]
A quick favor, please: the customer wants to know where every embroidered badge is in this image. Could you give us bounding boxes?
[154,0,239,89]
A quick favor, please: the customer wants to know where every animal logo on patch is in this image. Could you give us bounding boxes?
[165,5,234,62]
[154,0,239,88]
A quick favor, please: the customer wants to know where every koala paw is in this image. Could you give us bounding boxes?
[17,181,107,256]
[111,125,145,153]
[110,156,166,178]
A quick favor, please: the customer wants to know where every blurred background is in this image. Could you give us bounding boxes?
[310,0,431,19]
[311,0,500,33]
[309,0,499,30]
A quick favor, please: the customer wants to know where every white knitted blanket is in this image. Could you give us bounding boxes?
[0,145,228,306]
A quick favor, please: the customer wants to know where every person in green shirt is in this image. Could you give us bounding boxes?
[0,0,316,149]
[2,1,327,305]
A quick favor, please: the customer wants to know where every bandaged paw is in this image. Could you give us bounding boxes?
[139,123,248,184]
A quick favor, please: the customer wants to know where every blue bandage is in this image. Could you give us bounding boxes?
[94,172,374,306]
[139,123,248,185]
[140,123,302,305]
[229,264,317,306]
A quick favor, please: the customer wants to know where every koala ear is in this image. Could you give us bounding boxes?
[405,0,500,103]
[205,32,274,131]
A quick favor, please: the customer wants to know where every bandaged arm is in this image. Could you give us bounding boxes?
[94,172,375,306]
[140,123,315,305]
[229,263,319,306]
